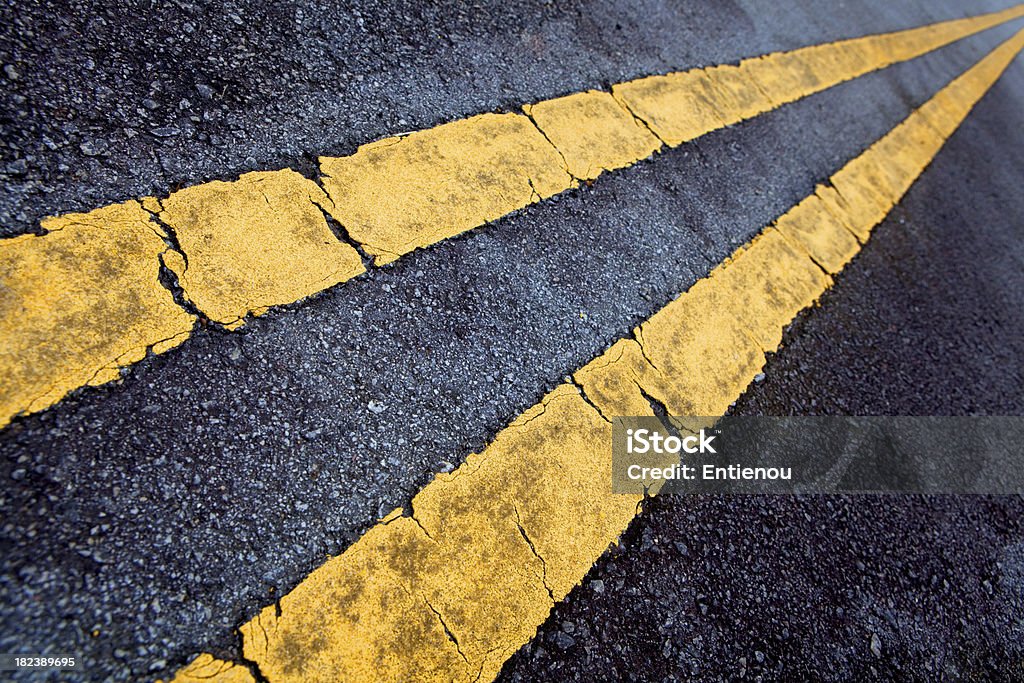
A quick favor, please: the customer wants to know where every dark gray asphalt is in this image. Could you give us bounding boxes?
[2,1,1023,681]
[500,44,1024,682]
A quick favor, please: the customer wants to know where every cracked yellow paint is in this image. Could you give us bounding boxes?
[701,64,777,125]
[773,190,861,274]
[239,519,475,682]
[0,201,194,429]
[574,230,828,421]
[239,384,640,682]
[319,113,575,265]
[167,29,1024,683]
[163,654,254,683]
[821,27,1024,244]
[8,8,1024,431]
[611,68,729,146]
[158,169,364,328]
[613,4,1024,146]
[524,90,663,180]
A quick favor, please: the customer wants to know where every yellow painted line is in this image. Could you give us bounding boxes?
[1,7,1021,429]
[613,7,1022,144]
[319,5,1024,265]
[166,27,1024,683]
[152,170,365,329]
[0,201,195,426]
[318,113,574,266]
[524,90,663,180]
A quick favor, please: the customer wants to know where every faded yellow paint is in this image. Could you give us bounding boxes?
[611,68,728,146]
[158,169,364,328]
[320,4,1021,265]
[163,654,254,683]
[8,8,1024,431]
[524,90,663,180]
[239,384,641,682]
[319,113,575,265]
[167,29,1024,683]
[773,190,861,274]
[824,159,897,242]
[575,230,828,421]
[240,519,475,682]
[821,27,1024,244]
[0,201,194,428]
[698,229,830,352]
[614,4,1024,146]
[701,64,777,125]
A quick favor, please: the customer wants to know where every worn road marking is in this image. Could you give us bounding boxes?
[613,7,1020,145]
[0,201,194,427]
[166,28,1024,683]
[154,170,365,329]
[523,90,663,180]
[2,7,1022,428]
[319,113,574,266]
[317,6,1024,265]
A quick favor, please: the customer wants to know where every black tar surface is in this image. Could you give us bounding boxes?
[2,1,1023,681]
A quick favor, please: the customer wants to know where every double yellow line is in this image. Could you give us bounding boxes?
[2,6,1022,430]
[168,13,1024,683]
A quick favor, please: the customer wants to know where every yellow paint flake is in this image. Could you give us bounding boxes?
[163,654,254,683]
[158,169,364,329]
[700,229,830,353]
[919,85,971,139]
[795,41,878,90]
[633,274,768,416]
[573,338,659,419]
[736,51,823,108]
[410,384,640,603]
[0,201,194,428]
[319,113,575,265]
[575,267,770,422]
[819,163,892,243]
[524,90,663,180]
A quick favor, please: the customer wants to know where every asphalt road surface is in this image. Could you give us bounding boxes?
[2,0,1023,681]
[499,56,1024,681]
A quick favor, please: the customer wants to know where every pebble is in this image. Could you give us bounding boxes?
[552,631,575,650]
[6,159,28,175]
[79,139,108,156]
